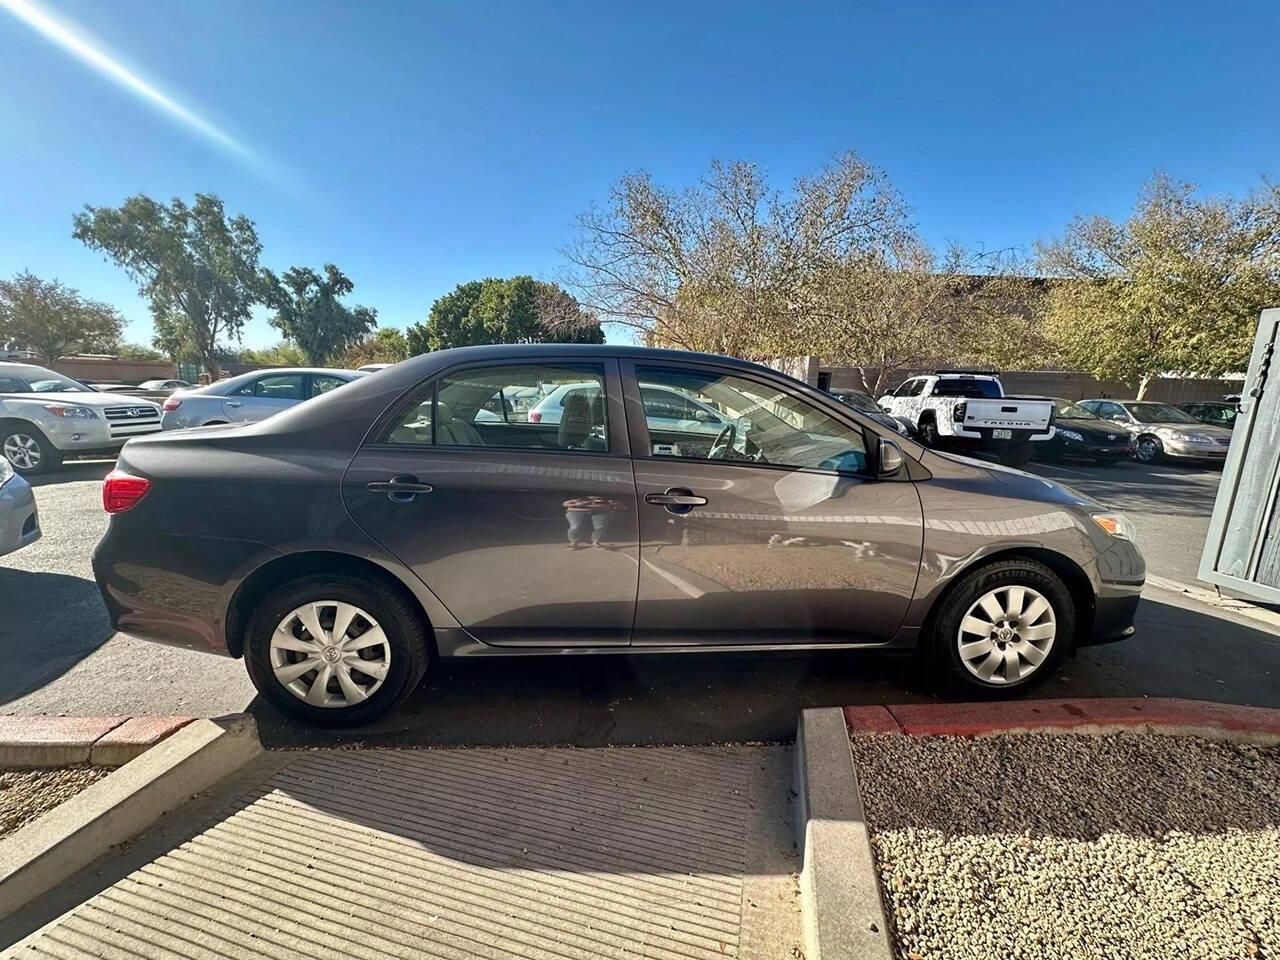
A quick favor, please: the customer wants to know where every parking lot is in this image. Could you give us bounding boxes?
[3,454,1278,749]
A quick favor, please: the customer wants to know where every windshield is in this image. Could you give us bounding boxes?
[933,378,1002,398]
[833,392,881,413]
[1053,399,1099,420]
[0,367,92,393]
[1128,402,1198,424]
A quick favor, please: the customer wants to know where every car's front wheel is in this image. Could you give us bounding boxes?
[1134,435,1163,464]
[930,558,1074,697]
[1,425,62,476]
[243,574,431,727]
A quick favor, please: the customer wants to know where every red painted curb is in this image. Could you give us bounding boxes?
[0,715,197,767]
[841,698,1280,739]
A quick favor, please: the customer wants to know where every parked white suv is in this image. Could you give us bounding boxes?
[0,361,162,475]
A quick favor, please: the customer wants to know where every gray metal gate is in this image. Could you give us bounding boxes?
[1200,308,1280,601]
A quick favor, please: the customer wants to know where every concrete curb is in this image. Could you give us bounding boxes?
[794,707,894,960]
[0,713,261,920]
[1145,575,1280,628]
[0,715,196,769]
[842,697,1280,744]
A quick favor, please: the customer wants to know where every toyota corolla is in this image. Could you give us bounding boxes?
[93,345,1145,726]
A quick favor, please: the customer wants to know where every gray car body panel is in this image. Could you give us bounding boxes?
[0,471,40,556]
[93,344,1144,661]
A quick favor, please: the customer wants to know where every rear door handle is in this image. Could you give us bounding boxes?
[645,488,707,514]
[367,475,434,502]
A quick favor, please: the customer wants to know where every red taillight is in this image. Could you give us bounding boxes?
[527,411,542,423]
[103,470,151,514]
[162,397,182,411]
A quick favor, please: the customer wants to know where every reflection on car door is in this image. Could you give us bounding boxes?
[343,359,639,646]
[623,360,924,645]
[223,373,305,423]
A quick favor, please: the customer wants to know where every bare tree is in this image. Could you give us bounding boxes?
[564,152,909,356]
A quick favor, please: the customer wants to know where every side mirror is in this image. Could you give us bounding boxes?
[878,438,905,477]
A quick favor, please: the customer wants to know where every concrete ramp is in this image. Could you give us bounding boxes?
[5,745,801,959]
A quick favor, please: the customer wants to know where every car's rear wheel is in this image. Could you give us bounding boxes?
[1,425,62,476]
[1134,435,1163,464]
[919,417,940,447]
[930,558,1074,697]
[997,441,1033,467]
[243,574,430,727]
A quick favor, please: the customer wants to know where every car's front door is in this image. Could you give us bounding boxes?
[223,373,305,423]
[623,361,924,645]
[343,359,639,646]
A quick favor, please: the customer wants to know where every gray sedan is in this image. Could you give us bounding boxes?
[1079,399,1233,463]
[0,459,40,557]
[161,368,365,430]
[95,344,1144,727]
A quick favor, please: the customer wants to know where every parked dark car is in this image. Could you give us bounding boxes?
[94,345,1145,726]
[1035,399,1136,465]
[825,389,910,435]
[1176,401,1238,430]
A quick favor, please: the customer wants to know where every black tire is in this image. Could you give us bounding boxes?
[919,417,941,447]
[997,441,1033,467]
[243,573,431,727]
[929,558,1074,698]
[1,424,63,476]
[1134,434,1163,464]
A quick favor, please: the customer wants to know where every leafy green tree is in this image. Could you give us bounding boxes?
[1037,173,1280,397]
[73,194,263,379]
[261,264,377,365]
[408,276,603,352]
[231,342,307,366]
[0,270,123,363]
[116,342,165,361]
[341,327,409,367]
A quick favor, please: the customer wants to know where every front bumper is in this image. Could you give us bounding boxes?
[1059,437,1135,459]
[1082,539,1145,646]
[43,417,161,453]
[0,477,41,556]
[1162,438,1230,459]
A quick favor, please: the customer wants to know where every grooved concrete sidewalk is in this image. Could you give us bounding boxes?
[4,745,802,960]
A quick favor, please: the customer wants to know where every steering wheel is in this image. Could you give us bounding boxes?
[708,421,737,459]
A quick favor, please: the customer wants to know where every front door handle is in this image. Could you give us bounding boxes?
[225,400,242,408]
[644,487,707,514]
[367,475,434,503]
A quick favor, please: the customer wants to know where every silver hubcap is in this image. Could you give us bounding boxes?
[269,601,390,708]
[957,585,1056,685]
[3,434,40,469]
[1137,439,1157,461]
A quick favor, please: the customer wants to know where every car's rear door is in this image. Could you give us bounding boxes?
[223,373,305,422]
[622,359,924,646]
[342,357,639,646]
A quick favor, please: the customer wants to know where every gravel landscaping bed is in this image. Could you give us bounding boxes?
[848,733,1280,960]
[0,766,110,840]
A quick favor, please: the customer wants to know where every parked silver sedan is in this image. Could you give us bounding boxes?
[1079,399,1233,463]
[0,458,40,557]
[161,368,365,430]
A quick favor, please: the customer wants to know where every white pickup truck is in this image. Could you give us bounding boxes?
[878,373,1055,466]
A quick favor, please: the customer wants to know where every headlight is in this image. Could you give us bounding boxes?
[1058,429,1084,442]
[1092,512,1137,541]
[0,456,12,487]
[42,404,99,419]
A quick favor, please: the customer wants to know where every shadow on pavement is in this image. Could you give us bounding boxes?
[1030,459,1219,517]
[27,460,115,488]
[0,568,112,705]
[252,591,1280,750]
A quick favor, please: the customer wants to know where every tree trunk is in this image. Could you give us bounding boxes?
[1136,374,1154,400]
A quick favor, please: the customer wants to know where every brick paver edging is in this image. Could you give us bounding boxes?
[0,716,195,768]
[844,697,1280,743]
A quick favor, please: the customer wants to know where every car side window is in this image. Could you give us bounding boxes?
[310,374,349,397]
[384,363,611,452]
[233,374,304,400]
[637,366,868,474]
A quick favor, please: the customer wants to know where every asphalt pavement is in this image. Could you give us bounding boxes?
[3,454,1277,749]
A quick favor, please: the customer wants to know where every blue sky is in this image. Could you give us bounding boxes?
[2,0,1278,350]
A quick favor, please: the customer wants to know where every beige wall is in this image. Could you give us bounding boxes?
[50,357,177,384]
[771,356,1243,403]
